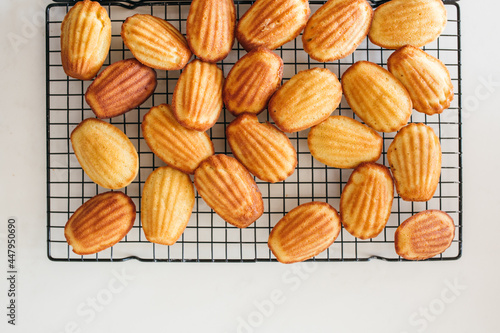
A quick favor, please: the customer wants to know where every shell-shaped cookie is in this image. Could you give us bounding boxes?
[186,0,236,62]
[121,14,192,70]
[369,0,447,49]
[172,60,224,131]
[302,0,373,62]
[268,202,341,264]
[340,163,394,239]
[388,45,454,115]
[85,59,157,119]
[236,0,310,51]
[71,118,138,189]
[142,104,214,174]
[269,68,342,133]
[194,155,264,228]
[141,167,195,246]
[65,191,136,255]
[395,210,455,260]
[223,47,283,116]
[60,0,111,80]
[387,123,441,201]
[226,114,297,183]
[342,61,412,133]
[308,116,383,169]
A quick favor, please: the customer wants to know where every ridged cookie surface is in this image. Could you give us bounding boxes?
[71,118,138,189]
[369,0,447,49]
[268,202,341,264]
[387,123,441,201]
[302,0,373,62]
[60,0,111,80]
[395,210,455,260]
[172,60,224,131]
[186,0,236,62]
[121,14,192,70]
[227,113,297,183]
[342,61,412,133]
[269,68,342,133]
[223,47,283,116]
[388,45,454,115]
[308,116,382,169]
[194,155,264,228]
[141,167,195,245]
[236,0,310,51]
[142,104,214,174]
[65,191,136,255]
[340,163,394,239]
[85,58,157,119]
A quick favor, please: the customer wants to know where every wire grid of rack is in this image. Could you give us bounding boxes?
[46,0,462,262]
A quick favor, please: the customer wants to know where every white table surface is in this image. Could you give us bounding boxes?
[1,0,499,332]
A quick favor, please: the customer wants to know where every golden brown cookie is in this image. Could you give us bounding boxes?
[308,116,383,169]
[194,155,264,228]
[60,0,111,80]
[186,0,236,62]
[85,58,157,119]
[71,118,138,189]
[268,202,341,264]
[236,0,310,51]
[121,14,192,70]
[369,0,447,49]
[223,47,283,116]
[395,210,455,260]
[141,166,195,245]
[172,60,224,131]
[387,123,442,201]
[302,0,373,62]
[340,163,394,239]
[342,61,412,133]
[226,113,297,183]
[65,191,136,255]
[269,68,342,133]
[388,45,454,115]
[142,104,214,174]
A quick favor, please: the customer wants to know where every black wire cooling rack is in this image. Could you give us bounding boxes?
[46,0,462,262]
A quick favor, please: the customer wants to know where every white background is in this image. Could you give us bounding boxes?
[1,0,499,332]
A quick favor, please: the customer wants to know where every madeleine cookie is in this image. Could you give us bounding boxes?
[223,47,283,116]
[236,0,310,51]
[227,113,297,183]
[142,104,214,174]
[65,191,136,255]
[71,118,138,189]
[172,60,224,131]
[269,68,342,133]
[186,0,236,62]
[395,210,455,260]
[387,123,441,201]
[340,163,394,239]
[308,116,383,169]
[141,167,195,245]
[342,61,412,133]
[60,0,111,80]
[85,59,157,119]
[121,14,192,70]
[388,45,454,115]
[194,155,264,228]
[302,0,373,62]
[268,202,341,264]
[369,0,447,49]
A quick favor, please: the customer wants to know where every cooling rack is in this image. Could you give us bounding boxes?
[46,0,462,262]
